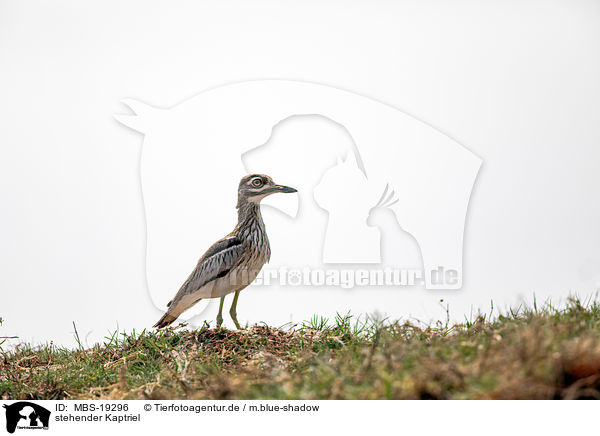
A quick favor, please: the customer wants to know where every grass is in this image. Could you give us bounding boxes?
[2,297,600,400]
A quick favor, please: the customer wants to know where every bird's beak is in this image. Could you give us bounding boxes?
[273,184,297,194]
[261,185,299,218]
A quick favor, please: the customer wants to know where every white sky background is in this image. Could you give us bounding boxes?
[1,0,599,347]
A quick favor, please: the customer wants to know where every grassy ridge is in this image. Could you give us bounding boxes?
[2,297,600,400]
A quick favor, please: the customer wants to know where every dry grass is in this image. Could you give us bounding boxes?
[2,297,600,399]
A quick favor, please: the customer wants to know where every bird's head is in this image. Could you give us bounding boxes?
[237,174,297,208]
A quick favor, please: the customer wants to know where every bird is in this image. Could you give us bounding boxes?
[153,174,297,329]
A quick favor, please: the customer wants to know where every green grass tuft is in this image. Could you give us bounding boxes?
[2,297,600,399]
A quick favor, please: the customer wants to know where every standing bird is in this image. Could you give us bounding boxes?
[153,174,297,329]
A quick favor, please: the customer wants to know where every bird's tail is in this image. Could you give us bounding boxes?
[153,311,178,329]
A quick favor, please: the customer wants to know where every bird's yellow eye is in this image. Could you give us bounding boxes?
[251,178,264,188]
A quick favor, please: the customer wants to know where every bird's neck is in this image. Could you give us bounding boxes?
[235,200,265,236]
[235,199,271,262]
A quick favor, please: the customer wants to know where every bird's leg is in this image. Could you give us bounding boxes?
[229,290,242,329]
[216,296,225,329]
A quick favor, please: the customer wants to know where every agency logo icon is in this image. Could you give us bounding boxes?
[115,80,481,313]
[3,402,50,433]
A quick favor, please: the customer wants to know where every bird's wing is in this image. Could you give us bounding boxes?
[169,235,244,304]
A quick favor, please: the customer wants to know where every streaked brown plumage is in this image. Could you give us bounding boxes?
[153,174,297,329]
